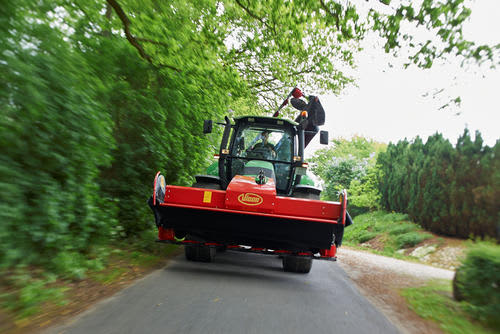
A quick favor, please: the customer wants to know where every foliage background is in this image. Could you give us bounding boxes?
[310,136,386,216]
[1,0,498,277]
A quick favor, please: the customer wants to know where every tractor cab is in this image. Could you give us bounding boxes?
[201,88,329,197]
[226,116,297,195]
[149,88,352,273]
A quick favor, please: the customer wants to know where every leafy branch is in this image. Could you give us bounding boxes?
[106,0,181,72]
[234,0,277,35]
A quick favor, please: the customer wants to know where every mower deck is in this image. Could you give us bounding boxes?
[149,180,346,258]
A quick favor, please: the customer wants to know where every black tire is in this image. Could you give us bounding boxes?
[291,190,320,200]
[282,255,313,273]
[285,190,317,273]
[192,182,221,190]
[184,245,216,262]
[185,182,219,262]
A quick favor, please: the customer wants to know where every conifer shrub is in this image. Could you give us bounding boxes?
[453,243,500,328]
[388,224,417,235]
[377,131,500,240]
[357,231,378,243]
[394,232,431,249]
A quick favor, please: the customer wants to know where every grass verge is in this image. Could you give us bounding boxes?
[344,211,434,258]
[0,229,180,333]
[401,281,497,334]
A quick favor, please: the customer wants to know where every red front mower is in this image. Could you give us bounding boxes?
[148,88,353,273]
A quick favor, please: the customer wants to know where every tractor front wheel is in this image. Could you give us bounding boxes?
[282,255,313,273]
[185,182,219,262]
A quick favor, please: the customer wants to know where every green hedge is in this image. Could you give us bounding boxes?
[454,243,500,329]
[0,0,245,275]
[377,132,500,239]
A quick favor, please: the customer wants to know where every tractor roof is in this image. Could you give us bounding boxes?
[233,115,298,127]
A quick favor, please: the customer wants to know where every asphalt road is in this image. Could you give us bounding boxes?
[48,251,400,334]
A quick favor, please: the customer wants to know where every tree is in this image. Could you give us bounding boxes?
[310,136,386,215]
[0,0,114,269]
[75,0,500,111]
[69,0,248,235]
[376,130,499,239]
[349,165,383,211]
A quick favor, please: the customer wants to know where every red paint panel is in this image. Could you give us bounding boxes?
[160,183,343,224]
[164,185,226,208]
[225,175,277,213]
[157,238,336,260]
[320,244,336,258]
[158,226,175,241]
[298,252,312,256]
[274,196,341,221]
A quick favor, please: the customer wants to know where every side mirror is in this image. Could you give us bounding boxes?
[320,130,329,145]
[203,120,213,134]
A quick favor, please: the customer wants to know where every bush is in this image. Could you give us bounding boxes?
[358,231,378,243]
[454,243,500,328]
[49,247,108,280]
[343,211,411,245]
[0,15,115,270]
[0,268,67,319]
[348,166,383,216]
[388,224,417,235]
[395,232,431,249]
[379,212,409,223]
[347,204,371,218]
[403,281,494,334]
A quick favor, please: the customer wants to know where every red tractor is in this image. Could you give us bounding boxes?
[148,88,352,273]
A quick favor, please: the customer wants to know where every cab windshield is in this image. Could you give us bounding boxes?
[231,125,294,192]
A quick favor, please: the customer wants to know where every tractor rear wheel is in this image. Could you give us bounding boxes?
[184,245,216,262]
[282,255,313,273]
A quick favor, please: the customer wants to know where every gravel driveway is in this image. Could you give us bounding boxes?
[337,247,455,334]
[338,248,454,280]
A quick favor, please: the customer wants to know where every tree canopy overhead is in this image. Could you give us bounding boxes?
[67,0,500,112]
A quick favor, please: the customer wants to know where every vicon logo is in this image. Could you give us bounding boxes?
[237,193,263,206]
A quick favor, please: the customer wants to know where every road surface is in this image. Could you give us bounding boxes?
[48,251,400,334]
